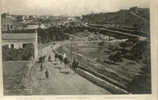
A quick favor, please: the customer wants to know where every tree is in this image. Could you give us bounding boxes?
[133,23,141,32]
[98,41,104,46]
[108,51,122,63]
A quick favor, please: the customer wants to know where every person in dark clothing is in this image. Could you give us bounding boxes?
[39,56,44,71]
[55,53,58,61]
[45,69,49,79]
[58,54,63,64]
[40,63,43,71]
[39,56,42,63]
[63,57,69,68]
[72,59,79,70]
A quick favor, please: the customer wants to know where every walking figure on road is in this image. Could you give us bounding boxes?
[72,59,79,71]
[39,56,46,71]
[45,69,49,79]
[63,53,66,60]
[40,63,43,71]
[63,57,69,68]
[55,53,58,61]
[58,54,63,64]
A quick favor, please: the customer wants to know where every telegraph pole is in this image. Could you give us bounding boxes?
[70,37,73,63]
[34,29,38,60]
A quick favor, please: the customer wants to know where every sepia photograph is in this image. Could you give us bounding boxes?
[0,0,154,97]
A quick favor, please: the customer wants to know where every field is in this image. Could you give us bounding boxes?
[3,61,31,95]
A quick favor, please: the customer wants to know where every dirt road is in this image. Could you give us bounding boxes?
[29,60,110,95]
[26,41,110,95]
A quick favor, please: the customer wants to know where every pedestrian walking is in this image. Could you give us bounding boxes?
[40,63,43,71]
[55,53,58,61]
[63,57,69,68]
[72,59,79,71]
[39,56,45,71]
[63,53,66,65]
[63,53,66,60]
[39,56,42,63]
[45,69,49,79]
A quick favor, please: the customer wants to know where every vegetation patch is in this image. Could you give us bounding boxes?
[2,44,34,61]
[3,61,31,95]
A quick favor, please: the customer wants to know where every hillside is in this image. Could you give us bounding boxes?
[82,7,150,33]
[56,38,151,94]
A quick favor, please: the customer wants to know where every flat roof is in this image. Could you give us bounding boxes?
[2,33,36,40]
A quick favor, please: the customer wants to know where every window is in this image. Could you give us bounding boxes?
[7,24,10,31]
[11,44,14,49]
[10,25,13,30]
[23,44,27,48]
[3,45,9,48]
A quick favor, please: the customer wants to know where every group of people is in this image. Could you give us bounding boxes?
[38,45,70,78]
[38,45,80,78]
[54,53,69,65]
[37,46,56,79]
[53,52,80,73]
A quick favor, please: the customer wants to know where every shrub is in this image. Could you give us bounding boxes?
[98,41,104,46]
[2,44,34,61]
[108,51,122,63]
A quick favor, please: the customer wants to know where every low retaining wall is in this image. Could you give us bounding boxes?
[76,67,129,94]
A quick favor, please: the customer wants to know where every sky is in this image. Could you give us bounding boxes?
[1,0,150,16]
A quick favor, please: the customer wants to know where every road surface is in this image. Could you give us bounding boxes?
[27,42,110,95]
[29,60,110,95]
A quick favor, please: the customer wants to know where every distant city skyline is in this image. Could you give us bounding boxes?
[1,0,149,16]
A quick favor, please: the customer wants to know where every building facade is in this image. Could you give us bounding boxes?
[2,32,38,59]
[1,14,16,32]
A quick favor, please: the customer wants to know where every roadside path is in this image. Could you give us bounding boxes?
[28,42,110,95]
[29,60,110,95]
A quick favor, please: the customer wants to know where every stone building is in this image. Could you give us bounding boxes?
[2,31,38,59]
[1,14,16,32]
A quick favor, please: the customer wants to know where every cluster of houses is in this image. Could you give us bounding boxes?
[1,13,50,32]
[1,13,84,60]
[1,13,40,59]
[2,13,84,32]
